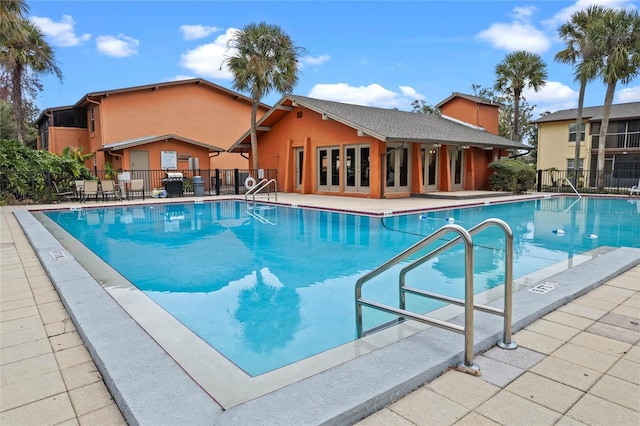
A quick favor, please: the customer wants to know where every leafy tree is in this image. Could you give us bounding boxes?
[410,99,441,115]
[590,8,640,190]
[556,5,608,184]
[1,3,62,144]
[494,51,548,142]
[225,22,306,169]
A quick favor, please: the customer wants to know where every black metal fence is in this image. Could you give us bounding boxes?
[537,169,640,195]
[0,168,278,204]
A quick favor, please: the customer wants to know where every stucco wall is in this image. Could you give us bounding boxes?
[440,98,500,135]
[254,106,385,198]
[537,120,590,171]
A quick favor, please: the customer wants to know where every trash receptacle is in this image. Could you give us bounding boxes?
[193,175,204,196]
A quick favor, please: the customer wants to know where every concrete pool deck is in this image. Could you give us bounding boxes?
[1,192,639,425]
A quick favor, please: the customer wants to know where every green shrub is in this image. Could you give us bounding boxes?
[0,139,92,204]
[488,158,536,193]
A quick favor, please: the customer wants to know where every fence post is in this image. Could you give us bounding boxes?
[215,169,220,195]
[536,169,542,192]
[234,169,240,194]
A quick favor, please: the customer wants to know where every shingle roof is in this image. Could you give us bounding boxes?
[436,92,502,108]
[228,95,530,152]
[532,102,640,123]
[99,134,224,152]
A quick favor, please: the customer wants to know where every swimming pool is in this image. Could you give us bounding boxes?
[43,196,640,376]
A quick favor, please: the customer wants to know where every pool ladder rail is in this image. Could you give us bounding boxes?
[355,218,517,376]
[245,178,278,202]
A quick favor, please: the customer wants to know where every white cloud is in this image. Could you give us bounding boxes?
[616,86,640,102]
[180,24,220,40]
[307,83,424,109]
[477,22,550,53]
[523,81,577,103]
[30,15,90,47]
[179,28,237,80]
[523,81,578,115]
[301,54,330,66]
[171,75,197,81]
[96,34,139,58]
[512,5,537,22]
[543,0,636,31]
[399,86,424,100]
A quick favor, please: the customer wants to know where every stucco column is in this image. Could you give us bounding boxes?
[440,146,451,192]
[284,139,293,192]
[302,137,312,194]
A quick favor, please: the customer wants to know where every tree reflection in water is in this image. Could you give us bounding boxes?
[233,268,302,354]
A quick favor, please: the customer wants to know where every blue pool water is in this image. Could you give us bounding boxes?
[44,197,640,376]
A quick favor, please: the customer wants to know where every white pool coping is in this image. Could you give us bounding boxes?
[15,198,640,425]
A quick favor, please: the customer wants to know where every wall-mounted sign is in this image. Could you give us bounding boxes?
[117,172,131,182]
[161,151,178,170]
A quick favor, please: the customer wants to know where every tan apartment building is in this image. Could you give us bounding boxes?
[534,102,640,186]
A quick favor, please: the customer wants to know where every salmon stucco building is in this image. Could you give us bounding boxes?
[35,79,269,179]
[229,93,530,199]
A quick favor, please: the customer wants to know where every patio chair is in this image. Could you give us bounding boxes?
[82,180,99,202]
[52,182,73,203]
[74,180,85,200]
[630,178,640,197]
[129,179,145,200]
[101,180,122,201]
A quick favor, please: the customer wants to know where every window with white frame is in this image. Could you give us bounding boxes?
[569,122,585,142]
[567,158,584,170]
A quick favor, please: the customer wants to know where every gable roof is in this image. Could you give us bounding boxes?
[532,102,640,124]
[99,134,225,152]
[36,78,270,124]
[436,92,502,108]
[228,95,530,153]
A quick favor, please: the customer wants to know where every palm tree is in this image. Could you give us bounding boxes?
[555,5,608,186]
[225,22,305,169]
[494,51,548,143]
[1,18,62,144]
[0,0,30,45]
[591,8,640,191]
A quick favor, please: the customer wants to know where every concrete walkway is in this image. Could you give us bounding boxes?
[357,266,640,425]
[1,206,126,424]
[1,195,639,425]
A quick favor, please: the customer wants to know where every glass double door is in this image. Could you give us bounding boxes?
[386,144,409,192]
[318,147,340,191]
[344,145,370,192]
[421,146,439,192]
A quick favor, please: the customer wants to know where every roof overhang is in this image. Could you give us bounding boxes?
[99,134,225,152]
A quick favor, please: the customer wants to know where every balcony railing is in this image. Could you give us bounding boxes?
[591,132,640,150]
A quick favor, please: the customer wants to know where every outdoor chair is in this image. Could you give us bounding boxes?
[52,182,73,203]
[82,180,99,202]
[630,178,640,197]
[101,180,122,201]
[129,179,145,200]
[74,180,85,200]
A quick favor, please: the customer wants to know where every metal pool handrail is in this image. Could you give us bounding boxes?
[564,177,582,198]
[398,218,517,350]
[245,178,278,202]
[355,223,480,374]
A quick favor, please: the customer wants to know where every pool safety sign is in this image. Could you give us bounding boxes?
[529,281,559,294]
[50,250,68,261]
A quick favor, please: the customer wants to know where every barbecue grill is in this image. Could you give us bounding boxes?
[163,171,184,197]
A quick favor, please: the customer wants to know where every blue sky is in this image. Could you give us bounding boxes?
[29,0,640,118]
